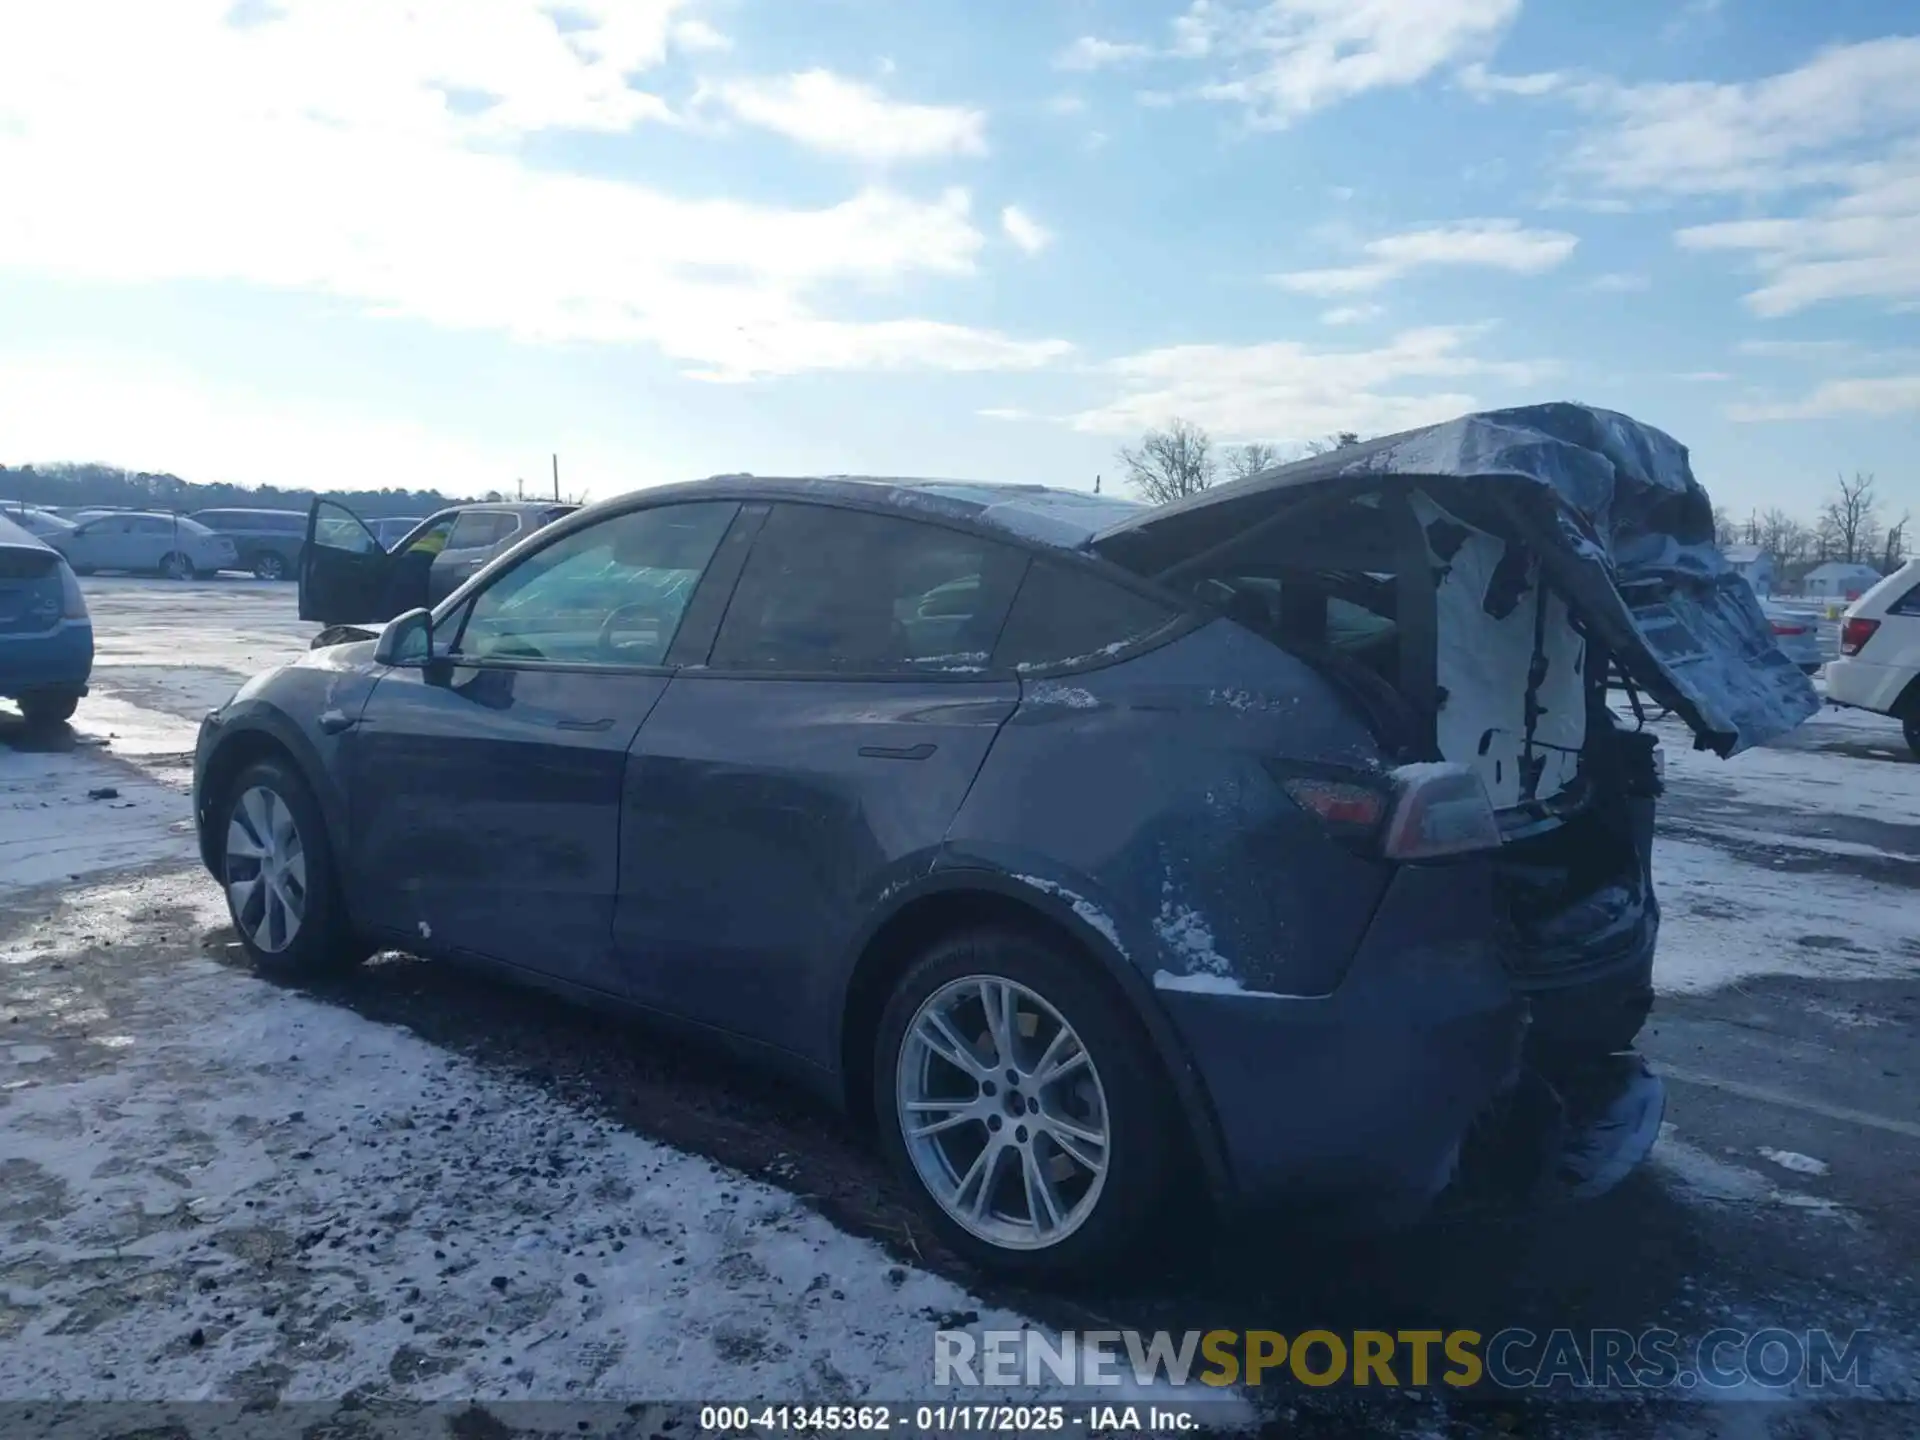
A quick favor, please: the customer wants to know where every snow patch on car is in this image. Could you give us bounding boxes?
[1023,683,1099,709]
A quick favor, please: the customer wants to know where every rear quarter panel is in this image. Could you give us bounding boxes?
[942,618,1397,999]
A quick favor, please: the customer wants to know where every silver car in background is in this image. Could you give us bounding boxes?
[1761,600,1825,675]
[50,511,239,579]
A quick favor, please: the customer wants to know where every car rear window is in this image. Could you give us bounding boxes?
[991,559,1181,672]
[1890,582,1920,617]
[709,503,1027,674]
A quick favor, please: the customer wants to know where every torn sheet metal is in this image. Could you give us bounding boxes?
[1092,402,1819,756]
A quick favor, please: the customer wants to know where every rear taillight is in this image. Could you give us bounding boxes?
[58,560,89,620]
[1380,762,1502,861]
[1770,621,1806,636]
[1283,762,1502,861]
[1283,778,1387,838]
[1840,617,1880,656]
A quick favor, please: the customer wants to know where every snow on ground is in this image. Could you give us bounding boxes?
[1648,1126,1844,1219]
[0,879,1251,1419]
[0,747,196,896]
[1651,835,1920,994]
[68,691,207,758]
[1661,724,1920,831]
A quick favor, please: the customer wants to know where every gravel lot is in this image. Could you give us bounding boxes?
[2,577,1916,1438]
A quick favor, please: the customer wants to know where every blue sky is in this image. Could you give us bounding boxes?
[0,0,1915,523]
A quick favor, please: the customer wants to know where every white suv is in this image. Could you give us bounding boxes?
[1824,556,1920,757]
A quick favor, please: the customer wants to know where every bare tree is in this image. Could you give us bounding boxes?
[1118,419,1217,504]
[1303,430,1363,456]
[1222,441,1281,482]
[1711,506,1737,549]
[1884,512,1910,572]
[1819,471,1879,565]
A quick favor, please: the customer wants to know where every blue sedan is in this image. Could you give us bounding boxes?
[0,513,92,726]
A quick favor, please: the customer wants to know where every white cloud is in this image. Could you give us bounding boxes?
[0,3,1061,381]
[1000,206,1055,256]
[1674,143,1920,315]
[1069,325,1553,440]
[1321,303,1385,325]
[1585,271,1651,292]
[1457,61,1567,98]
[671,18,732,53]
[1564,38,1920,196]
[1470,39,1920,317]
[1272,219,1578,295]
[705,70,987,163]
[1055,36,1155,71]
[1187,0,1522,126]
[1727,375,1920,421]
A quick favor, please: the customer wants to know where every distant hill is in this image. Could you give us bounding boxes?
[0,462,480,518]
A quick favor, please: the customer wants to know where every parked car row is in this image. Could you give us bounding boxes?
[0,504,529,582]
[192,402,1818,1278]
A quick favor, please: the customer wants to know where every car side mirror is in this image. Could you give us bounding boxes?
[374,608,434,667]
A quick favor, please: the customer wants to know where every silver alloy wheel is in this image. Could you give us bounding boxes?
[255,552,286,581]
[224,785,308,954]
[161,552,193,580]
[896,974,1110,1251]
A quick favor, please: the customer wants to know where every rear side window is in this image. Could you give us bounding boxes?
[992,559,1180,672]
[1890,583,1920,617]
[709,503,1027,674]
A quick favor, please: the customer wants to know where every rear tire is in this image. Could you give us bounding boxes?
[18,689,81,727]
[874,928,1177,1278]
[1904,714,1920,761]
[253,552,288,582]
[215,757,368,979]
[159,552,194,581]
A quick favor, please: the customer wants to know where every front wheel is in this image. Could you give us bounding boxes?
[18,689,81,727]
[159,551,195,581]
[216,758,367,978]
[1905,713,1920,760]
[253,551,288,581]
[874,928,1177,1277]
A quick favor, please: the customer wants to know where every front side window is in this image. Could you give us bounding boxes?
[708,503,1028,674]
[453,502,738,667]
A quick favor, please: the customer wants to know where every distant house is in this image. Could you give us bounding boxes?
[1724,543,1773,596]
[1802,561,1881,600]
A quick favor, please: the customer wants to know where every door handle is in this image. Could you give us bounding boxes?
[557,716,615,732]
[318,709,359,735]
[858,742,937,760]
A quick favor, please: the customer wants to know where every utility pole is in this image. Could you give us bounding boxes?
[552,453,560,502]
[1094,473,1101,495]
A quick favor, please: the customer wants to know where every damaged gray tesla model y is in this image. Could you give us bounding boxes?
[192,402,1817,1277]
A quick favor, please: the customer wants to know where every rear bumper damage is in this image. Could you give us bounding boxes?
[1448,1052,1667,1210]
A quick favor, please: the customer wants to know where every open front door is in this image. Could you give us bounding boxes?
[299,499,394,624]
